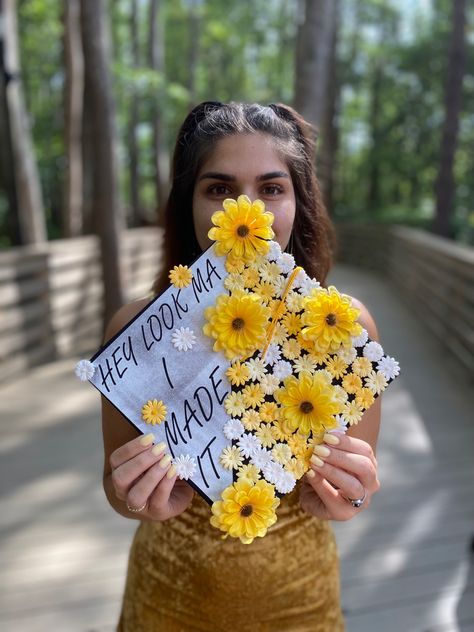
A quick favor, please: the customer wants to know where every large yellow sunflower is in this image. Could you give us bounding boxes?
[203,291,270,360]
[208,195,275,262]
[210,478,280,544]
[275,372,342,435]
[301,286,363,353]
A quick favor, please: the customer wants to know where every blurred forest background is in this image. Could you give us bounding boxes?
[0,0,472,304]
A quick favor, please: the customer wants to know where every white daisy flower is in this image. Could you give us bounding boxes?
[173,454,197,480]
[220,446,244,470]
[259,261,281,283]
[377,355,400,380]
[285,291,303,313]
[259,373,280,395]
[293,355,317,375]
[278,252,295,274]
[237,432,262,458]
[352,328,369,347]
[292,268,309,290]
[330,415,348,434]
[264,343,281,366]
[75,359,96,381]
[337,346,357,364]
[245,358,268,381]
[365,370,388,395]
[267,240,282,262]
[274,470,297,494]
[298,276,321,295]
[272,276,287,298]
[171,327,197,351]
[251,447,273,469]
[271,442,292,465]
[363,341,384,362]
[223,418,245,440]
[262,459,285,485]
[272,360,293,380]
[332,385,349,404]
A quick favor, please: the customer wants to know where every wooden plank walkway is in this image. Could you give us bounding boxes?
[0,263,473,632]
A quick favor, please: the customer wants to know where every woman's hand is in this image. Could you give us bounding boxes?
[109,434,194,521]
[299,432,380,521]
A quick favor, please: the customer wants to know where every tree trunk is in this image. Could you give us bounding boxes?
[80,0,125,324]
[128,0,141,226]
[433,0,467,238]
[2,0,47,244]
[63,0,84,237]
[366,59,383,214]
[148,0,168,223]
[294,0,338,132]
[186,0,200,109]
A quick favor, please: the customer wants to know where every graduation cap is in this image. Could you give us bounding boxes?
[76,195,400,543]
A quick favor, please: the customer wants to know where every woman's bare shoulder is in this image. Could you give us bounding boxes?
[104,297,151,344]
[349,296,380,342]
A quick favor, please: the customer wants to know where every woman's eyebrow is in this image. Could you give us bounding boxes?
[257,171,290,181]
[198,172,235,182]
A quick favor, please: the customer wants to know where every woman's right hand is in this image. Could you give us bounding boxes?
[109,433,195,521]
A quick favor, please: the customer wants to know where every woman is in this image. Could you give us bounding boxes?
[102,102,381,631]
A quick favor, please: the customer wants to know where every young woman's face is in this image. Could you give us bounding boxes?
[192,133,296,252]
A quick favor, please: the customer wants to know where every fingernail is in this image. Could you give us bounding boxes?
[159,454,172,468]
[306,469,316,478]
[152,442,166,456]
[140,433,155,446]
[310,454,324,467]
[166,464,177,479]
[313,444,331,458]
[324,433,340,446]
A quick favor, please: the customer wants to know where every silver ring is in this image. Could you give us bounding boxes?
[347,488,367,509]
[126,501,147,513]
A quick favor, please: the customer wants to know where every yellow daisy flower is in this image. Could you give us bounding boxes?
[225,255,246,274]
[224,391,246,417]
[325,356,349,379]
[287,432,310,458]
[220,446,244,470]
[259,261,282,283]
[242,267,260,289]
[355,387,375,409]
[169,265,193,289]
[281,312,302,336]
[242,383,265,409]
[343,401,364,426]
[237,463,261,483]
[285,291,304,313]
[259,401,281,422]
[210,478,280,544]
[272,419,292,442]
[275,372,342,435]
[208,195,275,262]
[203,292,270,360]
[256,423,277,448]
[282,338,302,361]
[272,322,288,346]
[253,281,276,304]
[224,273,246,292]
[365,370,388,395]
[141,399,167,425]
[226,361,251,386]
[293,355,317,375]
[352,356,373,377]
[342,373,363,394]
[285,457,307,480]
[301,286,363,353]
[241,409,262,431]
[272,442,292,465]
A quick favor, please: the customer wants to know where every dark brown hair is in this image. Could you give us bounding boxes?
[152,101,336,295]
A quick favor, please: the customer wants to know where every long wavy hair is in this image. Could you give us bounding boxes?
[151,101,336,295]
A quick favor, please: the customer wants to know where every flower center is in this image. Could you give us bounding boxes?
[237,224,250,237]
[232,317,245,331]
[240,504,253,517]
[325,313,337,326]
[300,401,314,414]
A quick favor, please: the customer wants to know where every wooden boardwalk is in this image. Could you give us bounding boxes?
[0,263,473,632]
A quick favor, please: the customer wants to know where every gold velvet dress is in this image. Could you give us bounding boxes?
[118,481,345,631]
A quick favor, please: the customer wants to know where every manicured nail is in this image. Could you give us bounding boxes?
[158,454,172,468]
[310,454,324,467]
[166,464,177,479]
[306,469,316,479]
[152,442,166,456]
[140,433,155,446]
[324,433,340,446]
[313,444,331,458]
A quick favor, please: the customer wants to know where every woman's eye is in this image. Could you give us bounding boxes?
[208,184,232,196]
[261,184,283,196]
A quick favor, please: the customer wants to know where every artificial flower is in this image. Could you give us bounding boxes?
[352,328,369,347]
[224,391,246,417]
[281,312,302,336]
[208,195,274,262]
[272,360,293,381]
[141,399,167,425]
[171,327,197,352]
[332,385,349,404]
[242,267,261,289]
[237,463,261,483]
[364,370,388,395]
[169,265,193,288]
[256,423,277,448]
[277,252,295,274]
[210,478,280,544]
[259,261,281,283]
[351,356,373,377]
[263,343,281,366]
[203,292,270,360]
[253,281,276,304]
[238,432,262,458]
[75,359,96,381]
[274,470,297,494]
[223,418,245,441]
[245,358,268,381]
[284,457,307,480]
[262,460,285,485]
[220,445,244,470]
[285,291,304,313]
[363,341,384,362]
[226,361,251,386]
[267,240,282,261]
[271,322,287,346]
[343,401,364,426]
[355,387,375,409]
[293,355,317,375]
[224,273,246,292]
[281,338,302,361]
[337,345,358,364]
[251,446,273,469]
[275,372,341,435]
[377,355,400,380]
[331,414,349,433]
[306,348,331,366]
[172,454,197,480]
[287,432,310,458]
[342,373,363,394]
[259,401,280,422]
[241,409,262,431]
[225,255,246,274]
[271,442,293,465]
[259,373,280,395]
[242,383,265,408]
[325,356,349,379]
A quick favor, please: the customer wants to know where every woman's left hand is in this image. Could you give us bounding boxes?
[299,432,380,521]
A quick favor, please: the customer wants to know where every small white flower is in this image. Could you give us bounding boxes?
[262,460,285,485]
[352,328,369,347]
[377,355,400,380]
[292,268,309,290]
[332,385,349,405]
[267,240,282,262]
[245,358,267,381]
[330,415,348,434]
[272,360,293,380]
[223,418,245,440]
[173,454,197,480]
[251,447,273,469]
[259,374,280,395]
[285,291,303,313]
[363,341,384,362]
[278,252,295,274]
[298,275,321,295]
[365,370,388,395]
[337,346,357,364]
[75,359,96,381]
[264,343,281,366]
[238,432,261,458]
[274,470,297,494]
[171,327,197,351]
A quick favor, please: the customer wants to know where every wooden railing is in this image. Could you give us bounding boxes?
[336,223,474,378]
[0,228,162,382]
